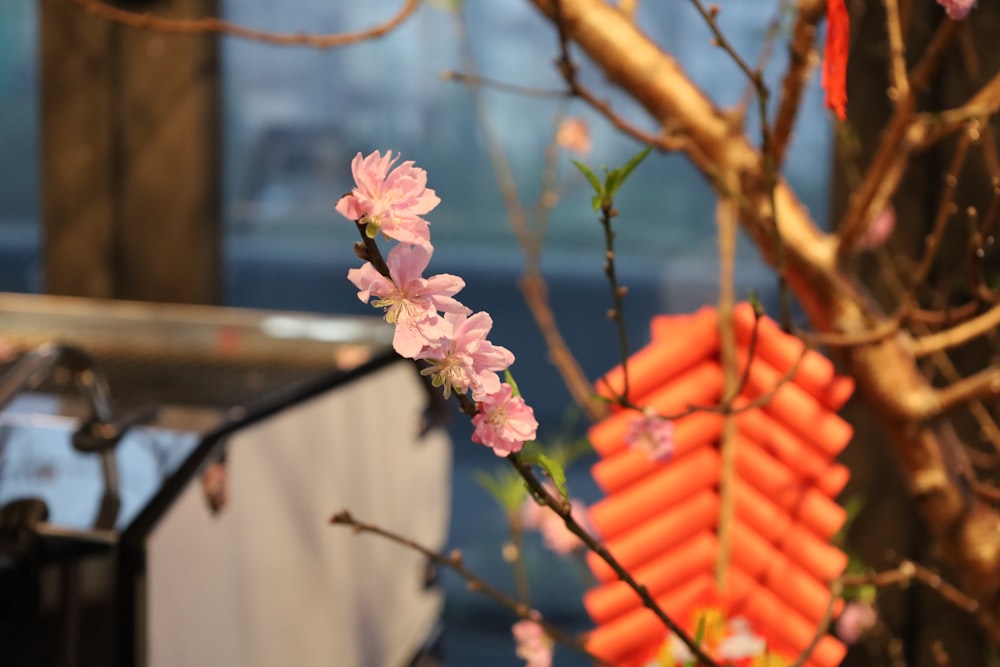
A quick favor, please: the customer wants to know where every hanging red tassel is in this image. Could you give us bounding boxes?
[822,0,850,121]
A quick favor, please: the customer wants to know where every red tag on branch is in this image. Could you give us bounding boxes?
[822,0,850,121]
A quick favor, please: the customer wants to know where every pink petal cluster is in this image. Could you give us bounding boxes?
[348,244,469,357]
[855,206,896,251]
[937,0,976,20]
[512,619,553,667]
[472,383,538,456]
[556,117,592,155]
[342,150,538,458]
[336,150,440,248]
[419,312,515,400]
[625,410,676,461]
[836,601,878,645]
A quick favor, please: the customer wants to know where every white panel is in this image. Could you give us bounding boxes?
[147,362,451,667]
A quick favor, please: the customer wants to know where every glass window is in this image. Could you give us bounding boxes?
[0,0,41,293]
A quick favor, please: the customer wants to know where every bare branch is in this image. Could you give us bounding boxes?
[911,304,1000,357]
[63,0,419,48]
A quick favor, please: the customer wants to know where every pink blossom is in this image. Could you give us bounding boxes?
[625,410,675,461]
[836,601,878,645]
[539,498,591,555]
[471,384,538,456]
[335,150,440,248]
[512,619,553,667]
[937,0,975,20]
[556,117,591,155]
[419,312,514,399]
[855,206,896,250]
[348,244,469,358]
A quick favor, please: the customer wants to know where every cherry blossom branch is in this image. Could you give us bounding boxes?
[599,203,633,404]
[787,578,842,667]
[506,452,725,667]
[329,509,612,666]
[63,0,419,48]
[930,367,1000,419]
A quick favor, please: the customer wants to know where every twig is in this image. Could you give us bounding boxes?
[836,18,961,255]
[932,367,1000,418]
[884,0,910,101]
[788,579,843,667]
[715,176,740,590]
[330,510,611,666]
[440,71,569,98]
[599,203,633,403]
[451,9,603,420]
[771,0,825,167]
[910,303,1000,357]
[64,0,419,48]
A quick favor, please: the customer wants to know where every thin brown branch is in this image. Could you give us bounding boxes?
[884,0,910,102]
[64,0,419,48]
[330,510,611,666]
[911,304,1000,357]
[933,367,1000,418]
[715,175,740,589]
[771,0,825,167]
[836,18,961,255]
[440,71,569,98]
[788,579,842,667]
[451,9,603,421]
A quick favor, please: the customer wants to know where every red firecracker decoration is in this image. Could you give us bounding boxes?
[823,0,850,121]
[583,304,855,666]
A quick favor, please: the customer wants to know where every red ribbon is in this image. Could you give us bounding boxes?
[822,0,850,121]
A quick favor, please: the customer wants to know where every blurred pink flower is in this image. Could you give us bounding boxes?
[539,498,591,555]
[419,312,514,399]
[556,117,591,155]
[855,206,896,250]
[625,410,675,461]
[335,150,440,248]
[836,601,878,645]
[512,619,553,667]
[348,244,469,358]
[471,383,538,456]
[937,0,975,19]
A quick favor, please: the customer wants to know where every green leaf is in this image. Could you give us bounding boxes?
[475,469,527,516]
[571,159,604,197]
[747,291,764,317]
[605,147,651,200]
[519,442,568,501]
[591,194,603,212]
[504,369,521,398]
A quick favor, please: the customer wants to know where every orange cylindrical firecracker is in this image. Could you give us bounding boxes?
[737,348,854,459]
[734,434,847,539]
[726,568,847,667]
[588,490,719,582]
[588,359,723,458]
[584,531,718,625]
[591,410,724,493]
[730,522,840,625]
[585,574,712,665]
[732,302,854,411]
[598,306,719,403]
[588,447,720,540]
[733,478,848,581]
[735,406,850,498]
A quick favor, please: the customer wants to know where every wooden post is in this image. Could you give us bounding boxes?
[41,0,220,304]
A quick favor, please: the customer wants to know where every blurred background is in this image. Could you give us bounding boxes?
[0,1,844,665]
